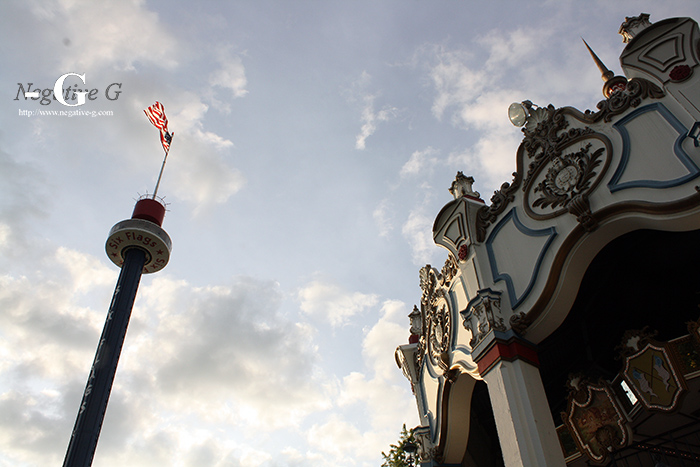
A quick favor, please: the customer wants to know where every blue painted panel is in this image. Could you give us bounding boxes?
[486,208,557,309]
[609,103,700,192]
[418,353,442,443]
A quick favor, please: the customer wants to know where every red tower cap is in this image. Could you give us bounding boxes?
[131,198,166,226]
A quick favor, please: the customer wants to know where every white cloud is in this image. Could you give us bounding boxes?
[209,54,248,99]
[54,246,115,294]
[356,95,399,150]
[429,27,553,130]
[478,27,548,71]
[0,251,115,382]
[447,130,520,198]
[298,280,379,327]
[165,96,234,150]
[207,49,249,113]
[400,147,439,178]
[425,27,563,197]
[14,0,245,213]
[29,0,179,73]
[0,248,334,465]
[146,93,245,208]
[0,146,49,259]
[0,244,123,466]
[130,276,330,428]
[361,300,411,380]
[372,198,395,237]
[307,414,367,461]
[165,145,245,207]
[402,207,436,266]
[430,48,486,124]
[346,72,399,150]
[305,300,417,465]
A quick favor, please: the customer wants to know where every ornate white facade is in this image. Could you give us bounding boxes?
[397,14,700,467]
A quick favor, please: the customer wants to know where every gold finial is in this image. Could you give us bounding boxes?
[582,38,614,82]
[582,38,628,98]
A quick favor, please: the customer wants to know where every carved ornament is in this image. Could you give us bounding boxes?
[619,13,652,44]
[413,427,439,465]
[584,78,664,123]
[532,144,603,209]
[461,289,505,348]
[449,171,481,200]
[417,265,454,372]
[524,136,610,228]
[475,79,663,242]
[509,311,531,335]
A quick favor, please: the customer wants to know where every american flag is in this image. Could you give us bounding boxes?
[144,101,173,153]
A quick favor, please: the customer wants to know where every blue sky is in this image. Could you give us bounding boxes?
[2,1,700,466]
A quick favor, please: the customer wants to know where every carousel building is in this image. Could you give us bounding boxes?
[396,13,700,466]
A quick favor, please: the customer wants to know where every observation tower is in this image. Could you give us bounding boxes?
[63,196,172,467]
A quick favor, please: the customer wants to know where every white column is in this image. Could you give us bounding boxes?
[482,358,566,467]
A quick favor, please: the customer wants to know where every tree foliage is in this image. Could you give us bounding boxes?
[381,424,417,467]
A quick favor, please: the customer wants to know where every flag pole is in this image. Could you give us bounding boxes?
[143,101,173,200]
[152,135,172,200]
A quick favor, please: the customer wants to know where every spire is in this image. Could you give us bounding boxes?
[582,38,628,98]
[582,38,614,82]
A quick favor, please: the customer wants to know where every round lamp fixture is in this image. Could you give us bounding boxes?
[508,102,528,127]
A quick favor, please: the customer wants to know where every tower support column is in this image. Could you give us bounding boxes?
[479,343,565,467]
[63,247,146,467]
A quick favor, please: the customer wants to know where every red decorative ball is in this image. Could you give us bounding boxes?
[458,244,469,261]
[670,65,692,82]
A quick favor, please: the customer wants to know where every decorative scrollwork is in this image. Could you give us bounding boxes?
[532,144,604,209]
[510,311,532,335]
[523,127,611,225]
[474,79,662,241]
[440,255,458,283]
[475,172,521,242]
[584,78,664,123]
[428,302,451,371]
[567,194,598,232]
[418,265,453,372]
[521,105,596,188]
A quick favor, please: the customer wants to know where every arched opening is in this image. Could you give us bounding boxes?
[462,380,504,467]
[537,228,700,463]
[439,375,504,466]
[539,228,700,422]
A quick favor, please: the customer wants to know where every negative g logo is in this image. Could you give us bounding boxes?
[15,72,122,106]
